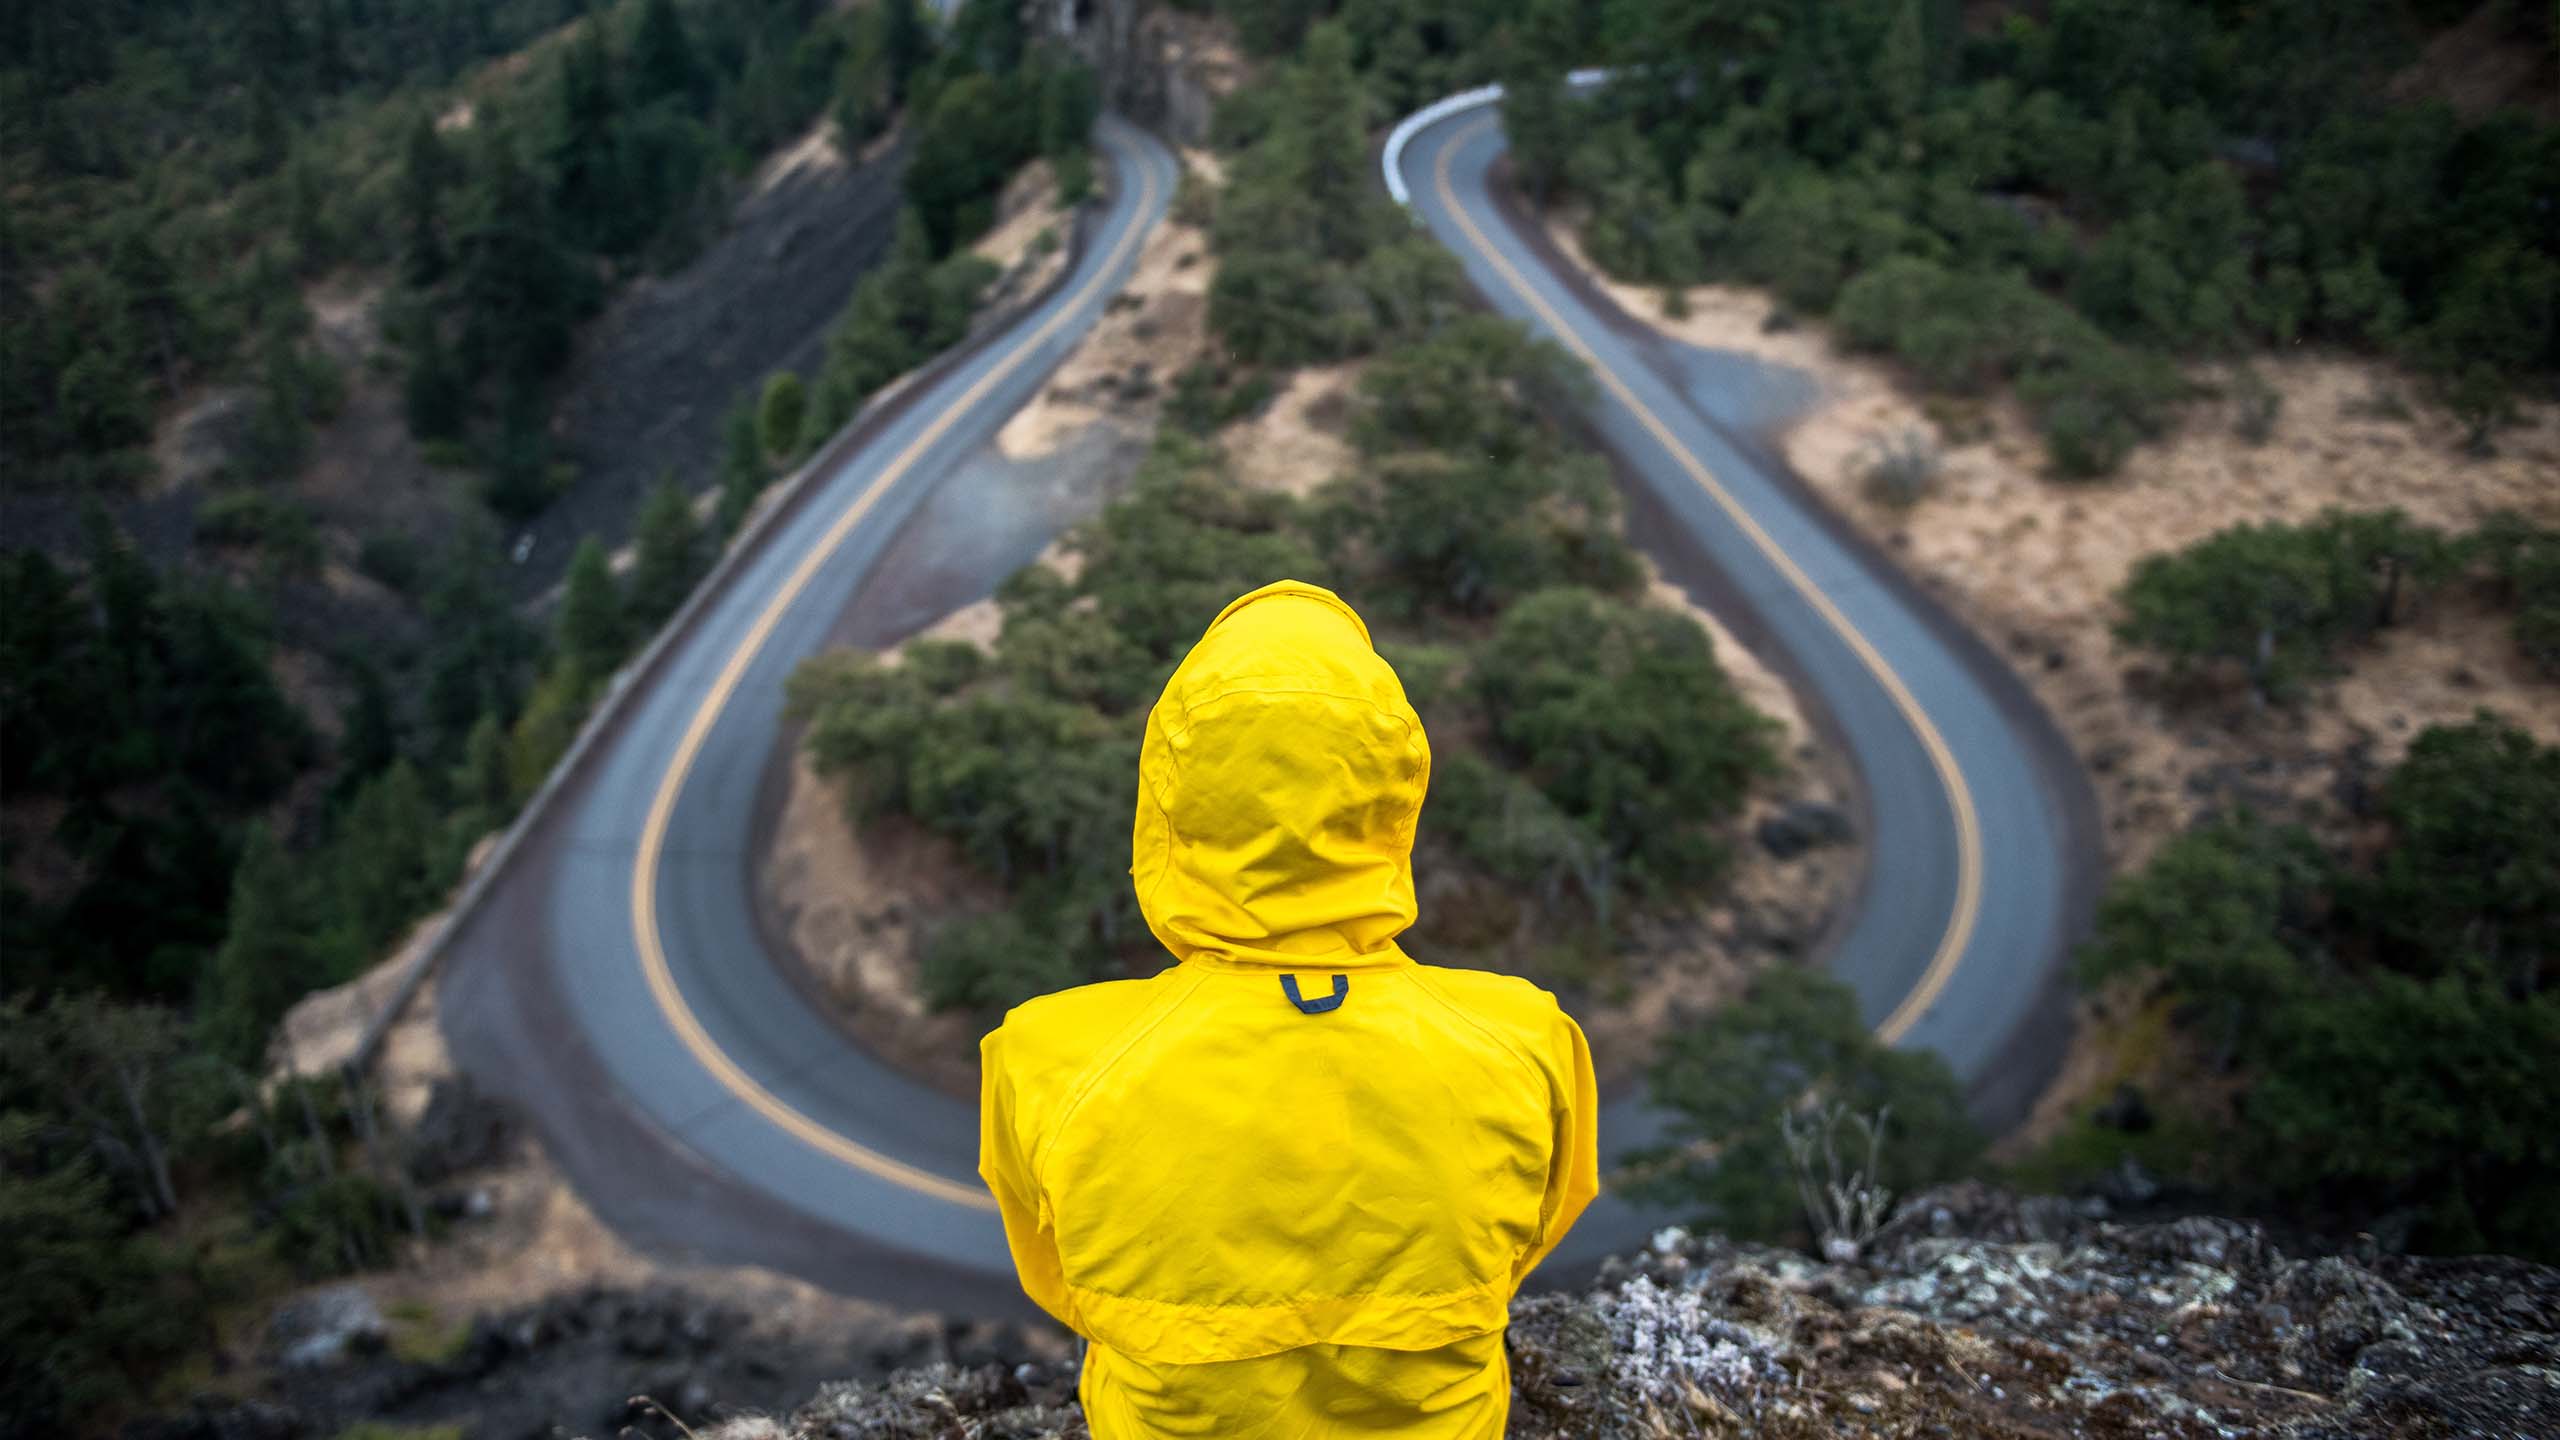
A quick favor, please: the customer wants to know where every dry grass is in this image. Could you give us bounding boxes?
[1545,213,2560,875]
[993,150,1219,462]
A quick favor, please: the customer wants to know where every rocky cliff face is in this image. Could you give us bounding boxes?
[683,1185,2559,1440]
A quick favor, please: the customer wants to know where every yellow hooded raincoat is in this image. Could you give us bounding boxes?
[979,580,1600,1438]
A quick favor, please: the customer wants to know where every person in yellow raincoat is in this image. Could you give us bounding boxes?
[980,579,1600,1438]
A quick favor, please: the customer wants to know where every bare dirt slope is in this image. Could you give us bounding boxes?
[531,122,913,598]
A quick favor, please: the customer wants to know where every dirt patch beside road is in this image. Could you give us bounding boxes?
[1534,208,2559,1145]
[1541,213,2560,878]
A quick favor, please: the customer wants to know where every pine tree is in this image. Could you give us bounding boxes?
[714,397,770,537]
[334,761,436,953]
[628,475,701,626]
[548,17,627,254]
[1875,0,1934,140]
[558,536,626,682]
[453,709,513,816]
[203,825,330,1067]
[759,372,807,459]
[630,0,700,107]
[403,311,468,440]
[457,130,586,387]
[400,110,452,287]
[882,0,931,104]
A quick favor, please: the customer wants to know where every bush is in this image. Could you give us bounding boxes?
[758,372,807,461]
[920,910,1081,1013]
[356,533,427,596]
[1172,169,1217,229]
[2229,365,2281,444]
[1630,966,1980,1242]
[2075,717,2560,1258]
[2018,339,2181,478]
[1053,147,1093,207]
[2471,513,2560,675]
[1424,751,1619,924]
[1832,258,2097,397]
[1473,588,1780,887]
[197,491,325,580]
[2115,509,2455,701]
[1858,428,1941,506]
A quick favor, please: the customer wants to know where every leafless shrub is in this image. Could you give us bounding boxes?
[1859,428,1940,507]
[1783,1103,1893,1263]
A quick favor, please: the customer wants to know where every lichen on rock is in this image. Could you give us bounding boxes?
[672,1185,2557,1439]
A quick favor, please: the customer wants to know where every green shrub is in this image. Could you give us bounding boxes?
[1630,966,1981,1242]
[2018,339,2181,478]
[1053,147,1093,206]
[197,491,325,580]
[2115,508,2455,700]
[2471,513,2560,675]
[758,372,807,461]
[1424,751,1618,924]
[920,910,1082,1013]
[1473,587,1779,886]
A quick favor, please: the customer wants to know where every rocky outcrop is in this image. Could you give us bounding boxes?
[678,1185,2560,1439]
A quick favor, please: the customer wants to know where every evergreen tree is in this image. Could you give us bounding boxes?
[548,16,627,254]
[481,389,557,521]
[403,311,469,441]
[714,397,770,537]
[558,536,626,682]
[334,761,438,954]
[400,110,453,287]
[202,825,331,1067]
[881,0,931,105]
[422,531,538,748]
[628,475,702,626]
[456,130,587,388]
[629,0,700,107]
[759,372,807,459]
[453,709,514,818]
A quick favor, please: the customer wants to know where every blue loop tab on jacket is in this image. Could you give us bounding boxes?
[1280,974,1350,1015]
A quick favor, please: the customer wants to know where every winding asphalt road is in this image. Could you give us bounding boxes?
[437,102,2096,1316]
[1395,99,2098,1270]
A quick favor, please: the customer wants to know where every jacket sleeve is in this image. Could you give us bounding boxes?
[979,1027,1074,1328]
[1512,1002,1600,1292]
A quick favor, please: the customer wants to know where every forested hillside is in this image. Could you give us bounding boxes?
[1,0,1098,1427]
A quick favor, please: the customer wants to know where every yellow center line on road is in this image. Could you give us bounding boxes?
[627,152,1166,1210]
[1433,116,1980,1044]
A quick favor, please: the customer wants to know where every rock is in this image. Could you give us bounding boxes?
[266,1285,388,1372]
[1755,801,1855,859]
[118,1399,313,1440]
[2096,1155,2163,1207]
[407,1076,515,1184]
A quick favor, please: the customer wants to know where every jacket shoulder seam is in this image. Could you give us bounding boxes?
[1031,966,1210,1176]
[1406,967,1547,1093]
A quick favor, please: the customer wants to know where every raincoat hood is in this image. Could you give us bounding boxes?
[1130,580,1429,970]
